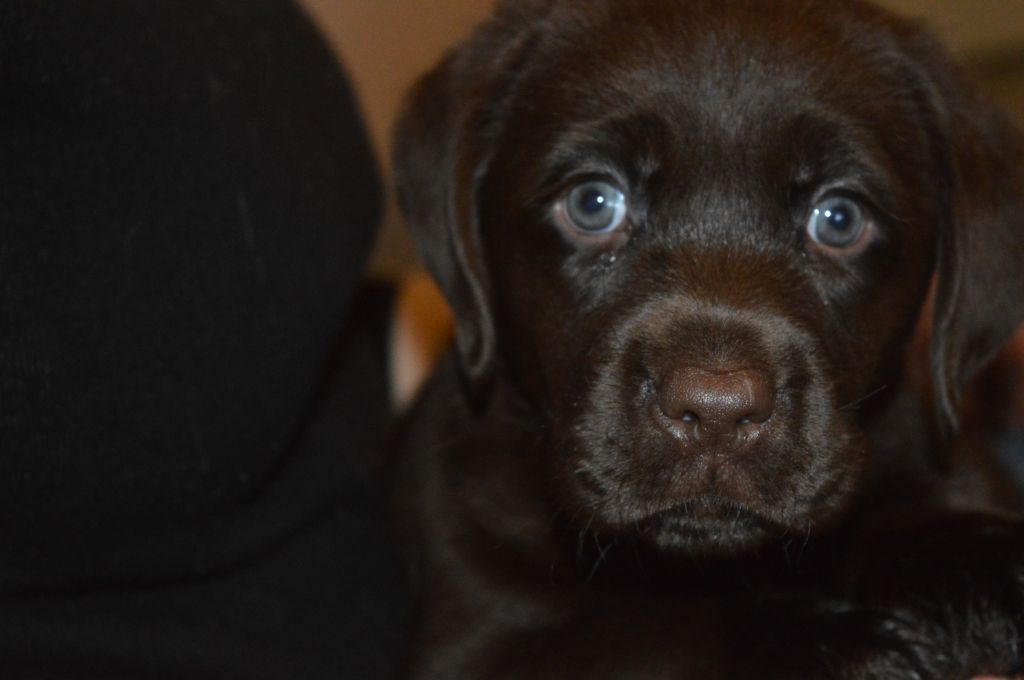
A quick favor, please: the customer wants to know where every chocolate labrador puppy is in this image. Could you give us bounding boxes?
[391,1,1024,677]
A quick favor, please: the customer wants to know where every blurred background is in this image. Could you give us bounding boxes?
[295,0,1024,407]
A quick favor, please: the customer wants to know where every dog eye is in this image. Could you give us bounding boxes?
[806,196,867,250]
[560,180,628,234]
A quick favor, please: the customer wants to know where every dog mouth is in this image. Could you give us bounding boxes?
[564,410,863,555]
[635,496,787,554]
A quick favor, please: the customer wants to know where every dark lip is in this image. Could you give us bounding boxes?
[636,496,780,542]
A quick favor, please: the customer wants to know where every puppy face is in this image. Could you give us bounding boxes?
[395,0,1024,555]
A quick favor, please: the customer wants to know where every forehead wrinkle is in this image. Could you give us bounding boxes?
[537,110,673,187]
[512,2,918,170]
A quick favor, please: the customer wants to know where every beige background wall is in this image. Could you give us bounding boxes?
[296,0,1024,275]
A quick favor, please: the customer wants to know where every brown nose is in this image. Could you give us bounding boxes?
[656,367,774,441]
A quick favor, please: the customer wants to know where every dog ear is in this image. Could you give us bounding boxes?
[392,2,553,391]
[905,33,1024,434]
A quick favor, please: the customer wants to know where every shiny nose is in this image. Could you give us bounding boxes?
[656,367,774,441]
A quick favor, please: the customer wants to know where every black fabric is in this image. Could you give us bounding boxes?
[0,1,407,677]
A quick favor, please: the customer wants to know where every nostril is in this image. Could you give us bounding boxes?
[742,379,775,425]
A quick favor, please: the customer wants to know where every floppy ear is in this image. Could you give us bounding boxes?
[392,2,553,391]
[910,39,1024,434]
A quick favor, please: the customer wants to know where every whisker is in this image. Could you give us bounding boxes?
[837,384,888,412]
[577,517,594,564]
[586,534,614,584]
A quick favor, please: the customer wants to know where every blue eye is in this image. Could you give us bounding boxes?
[807,196,866,249]
[562,180,628,234]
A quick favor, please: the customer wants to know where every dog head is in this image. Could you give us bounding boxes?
[394,0,1024,555]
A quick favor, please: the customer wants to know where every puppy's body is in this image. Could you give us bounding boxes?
[392,1,1024,677]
